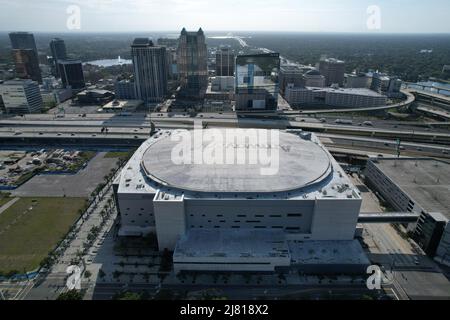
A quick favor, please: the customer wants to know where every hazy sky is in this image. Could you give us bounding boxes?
[1,0,449,33]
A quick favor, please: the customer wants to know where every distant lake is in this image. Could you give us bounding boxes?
[84,57,132,67]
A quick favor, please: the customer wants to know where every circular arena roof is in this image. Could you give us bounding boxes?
[141,129,332,193]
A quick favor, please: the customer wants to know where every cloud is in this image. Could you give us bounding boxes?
[0,0,449,33]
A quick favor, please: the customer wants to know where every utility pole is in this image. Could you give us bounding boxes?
[396,138,401,158]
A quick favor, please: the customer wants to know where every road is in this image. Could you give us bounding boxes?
[23,172,119,300]
[364,223,450,300]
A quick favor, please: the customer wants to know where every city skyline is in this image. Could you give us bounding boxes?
[1,0,450,34]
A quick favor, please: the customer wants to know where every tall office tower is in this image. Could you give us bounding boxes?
[319,58,345,87]
[50,38,67,77]
[216,47,235,77]
[131,38,167,103]
[0,79,43,114]
[57,60,85,90]
[235,53,280,111]
[9,32,42,84]
[177,28,208,98]
[9,32,38,53]
[12,49,42,84]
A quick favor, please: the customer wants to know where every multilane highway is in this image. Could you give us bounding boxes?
[2,111,450,145]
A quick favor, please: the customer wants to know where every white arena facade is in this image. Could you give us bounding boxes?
[114,128,369,273]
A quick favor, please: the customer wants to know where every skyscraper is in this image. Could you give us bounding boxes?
[50,38,67,78]
[216,47,235,77]
[12,49,42,84]
[157,40,178,80]
[177,28,208,99]
[131,38,167,103]
[319,58,345,87]
[58,60,85,90]
[9,32,42,84]
[235,53,280,111]
[9,32,38,53]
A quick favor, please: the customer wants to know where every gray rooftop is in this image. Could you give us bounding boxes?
[174,229,289,259]
[141,129,332,193]
[118,130,360,201]
[372,158,450,218]
[304,87,385,97]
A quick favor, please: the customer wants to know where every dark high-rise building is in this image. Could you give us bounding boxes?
[9,32,42,84]
[9,32,38,53]
[319,58,345,87]
[58,60,85,90]
[177,28,208,99]
[235,53,280,111]
[216,47,235,77]
[131,38,167,103]
[12,49,42,84]
[50,38,67,77]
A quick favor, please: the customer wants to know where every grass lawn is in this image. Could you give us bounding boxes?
[0,197,87,274]
[0,197,13,207]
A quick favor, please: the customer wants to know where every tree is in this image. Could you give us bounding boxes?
[57,290,83,300]
[114,291,143,300]
[153,289,174,300]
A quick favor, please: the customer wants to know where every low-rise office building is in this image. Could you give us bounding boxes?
[285,85,387,108]
[0,79,43,114]
[76,89,114,105]
[319,58,345,87]
[101,99,143,113]
[279,65,306,94]
[211,76,235,92]
[58,59,86,90]
[344,73,371,89]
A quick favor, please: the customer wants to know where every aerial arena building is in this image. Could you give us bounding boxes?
[114,128,369,273]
